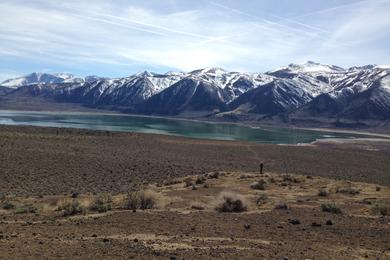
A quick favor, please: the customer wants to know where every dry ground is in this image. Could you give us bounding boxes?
[1,125,390,197]
[0,125,389,259]
[0,171,389,259]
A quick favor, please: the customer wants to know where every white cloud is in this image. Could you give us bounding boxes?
[329,0,390,43]
[0,0,389,78]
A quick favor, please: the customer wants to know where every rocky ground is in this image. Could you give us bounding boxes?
[0,125,389,259]
[1,125,390,197]
[0,171,389,259]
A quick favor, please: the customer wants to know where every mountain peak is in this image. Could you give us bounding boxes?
[270,61,345,75]
[2,64,389,121]
[135,70,154,77]
[85,75,105,83]
[0,72,84,88]
[190,67,227,75]
[304,60,320,65]
[165,71,185,76]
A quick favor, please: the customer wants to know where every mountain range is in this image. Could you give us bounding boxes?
[1,61,389,128]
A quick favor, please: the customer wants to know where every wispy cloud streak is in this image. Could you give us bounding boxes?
[0,0,389,80]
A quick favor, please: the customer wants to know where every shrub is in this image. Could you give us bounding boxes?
[371,203,390,216]
[190,202,205,210]
[89,194,112,213]
[57,198,85,216]
[163,178,182,186]
[256,193,268,205]
[321,203,342,214]
[268,177,276,183]
[282,174,293,182]
[123,190,159,210]
[318,189,329,197]
[195,176,206,185]
[207,172,219,179]
[274,202,289,210]
[183,177,194,187]
[282,174,302,183]
[123,192,139,210]
[2,202,15,210]
[336,187,360,195]
[250,180,266,190]
[214,192,247,213]
[14,205,37,214]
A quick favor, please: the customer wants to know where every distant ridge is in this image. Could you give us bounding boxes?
[1,62,389,125]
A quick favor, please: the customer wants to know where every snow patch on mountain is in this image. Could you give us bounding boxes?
[0,72,84,88]
[380,74,390,92]
[270,61,345,75]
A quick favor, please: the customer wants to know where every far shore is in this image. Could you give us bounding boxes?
[1,108,389,140]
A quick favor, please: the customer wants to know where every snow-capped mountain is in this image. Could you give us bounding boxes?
[136,77,229,115]
[1,62,389,124]
[229,79,315,116]
[0,72,84,88]
[183,67,275,102]
[269,61,345,75]
[293,67,390,120]
[84,75,106,83]
[56,71,185,108]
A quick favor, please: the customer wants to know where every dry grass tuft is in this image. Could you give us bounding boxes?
[207,172,219,179]
[195,176,206,185]
[274,201,289,210]
[371,203,390,216]
[183,177,194,187]
[250,180,266,190]
[256,193,268,206]
[163,178,182,186]
[321,203,342,214]
[2,202,15,210]
[89,193,112,213]
[336,187,360,195]
[57,198,86,216]
[282,174,303,183]
[268,177,276,183]
[318,189,329,197]
[14,205,37,214]
[190,201,206,210]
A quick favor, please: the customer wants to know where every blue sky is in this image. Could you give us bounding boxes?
[0,0,389,81]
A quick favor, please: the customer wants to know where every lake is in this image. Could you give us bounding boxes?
[0,110,373,144]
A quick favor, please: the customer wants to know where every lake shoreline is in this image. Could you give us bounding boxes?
[0,109,384,145]
[1,108,389,143]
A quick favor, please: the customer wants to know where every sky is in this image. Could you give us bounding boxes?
[0,0,390,81]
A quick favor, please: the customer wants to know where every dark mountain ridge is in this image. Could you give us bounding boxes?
[1,62,389,127]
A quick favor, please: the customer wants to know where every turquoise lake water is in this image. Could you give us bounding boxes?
[0,110,372,144]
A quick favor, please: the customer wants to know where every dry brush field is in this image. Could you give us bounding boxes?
[0,125,389,259]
